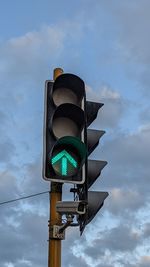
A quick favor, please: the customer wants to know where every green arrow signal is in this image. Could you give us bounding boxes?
[62,156,67,175]
[51,150,78,176]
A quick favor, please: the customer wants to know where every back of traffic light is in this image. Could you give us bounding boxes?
[78,101,109,234]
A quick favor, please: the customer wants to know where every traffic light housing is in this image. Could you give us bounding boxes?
[43,74,87,184]
[43,71,108,234]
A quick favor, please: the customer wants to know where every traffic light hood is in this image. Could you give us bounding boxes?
[52,73,85,106]
[51,103,85,138]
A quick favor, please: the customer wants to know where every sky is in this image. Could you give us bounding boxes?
[0,0,150,266]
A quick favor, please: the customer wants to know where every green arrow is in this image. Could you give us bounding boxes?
[62,156,67,175]
[51,150,65,164]
[51,150,78,176]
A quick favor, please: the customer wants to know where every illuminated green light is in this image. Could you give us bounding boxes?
[65,152,77,168]
[51,149,78,176]
[62,156,67,175]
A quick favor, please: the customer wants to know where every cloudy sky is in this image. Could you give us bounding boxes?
[0,1,150,266]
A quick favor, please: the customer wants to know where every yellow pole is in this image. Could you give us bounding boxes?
[53,67,63,80]
[48,68,63,267]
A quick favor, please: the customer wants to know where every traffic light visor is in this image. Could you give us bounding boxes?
[52,73,85,106]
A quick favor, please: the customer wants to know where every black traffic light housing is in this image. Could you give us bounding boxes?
[43,74,87,184]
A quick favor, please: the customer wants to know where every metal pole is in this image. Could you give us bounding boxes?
[48,68,63,267]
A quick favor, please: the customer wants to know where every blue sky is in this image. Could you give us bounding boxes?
[0,1,150,267]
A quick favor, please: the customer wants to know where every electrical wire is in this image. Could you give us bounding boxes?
[0,190,50,206]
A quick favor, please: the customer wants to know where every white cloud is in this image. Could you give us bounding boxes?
[109,0,150,94]
[86,84,125,129]
[0,25,65,83]
[100,86,120,99]
[108,188,144,215]
[140,255,150,265]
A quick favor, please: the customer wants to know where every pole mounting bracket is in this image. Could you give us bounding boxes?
[50,215,74,240]
[50,225,65,240]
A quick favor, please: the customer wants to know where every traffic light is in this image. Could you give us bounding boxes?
[43,73,87,184]
[78,100,109,234]
[43,71,108,232]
